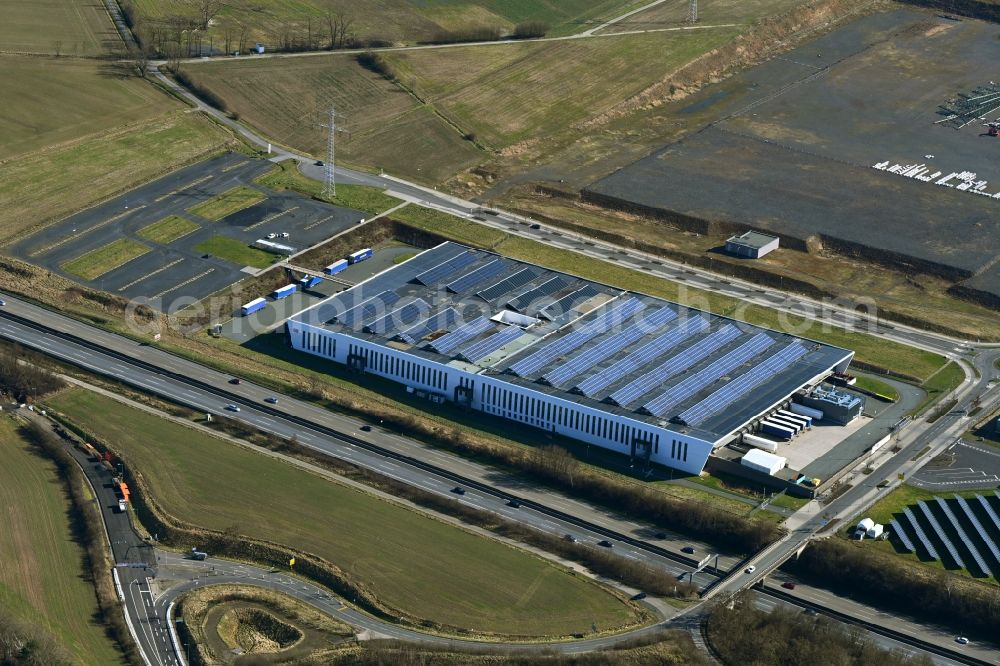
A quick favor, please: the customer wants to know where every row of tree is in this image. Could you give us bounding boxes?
[0,343,64,402]
[0,606,70,666]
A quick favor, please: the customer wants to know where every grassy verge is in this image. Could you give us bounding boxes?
[194,236,280,268]
[136,215,200,244]
[392,205,949,380]
[853,375,900,402]
[911,361,965,416]
[48,389,641,638]
[187,185,266,221]
[0,417,127,665]
[61,239,150,280]
[255,160,402,216]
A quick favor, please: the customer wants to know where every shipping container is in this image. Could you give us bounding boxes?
[324,259,348,275]
[348,248,373,264]
[299,275,322,289]
[241,297,266,316]
[272,284,298,299]
[742,433,778,453]
[760,420,794,441]
[789,402,824,421]
[777,409,811,428]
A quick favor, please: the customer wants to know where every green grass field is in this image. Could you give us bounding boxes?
[61,239,150,280]
[599,0,808,32]
[48,390,640,637]
[854,375,900,402]
[0,417,126,665]
[137,215,200,244]
[2,0,116,55]
[188,186,266,221]
[391,205,950,380]
[255,161,403,215]
[194,236,280,268]
[911,362,965,415]
[0,111,236,245]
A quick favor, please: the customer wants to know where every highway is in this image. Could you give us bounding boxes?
[2,296,995,665]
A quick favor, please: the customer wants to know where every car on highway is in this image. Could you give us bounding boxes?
[266,233,277,239]
[229,378,241,385]
[631,592,647,601]
[507,499,522,508]
[955,637,969,645]
[315,160,324,166]
[681,546,696,554]
[563,534,577,542]
[598,540,613,548]
[359,424,372,432]
[264,396,279,404]
[451,486,466,495]
[529,223,541,230]
[225,404,240,412]
[281,232,290,238]
[782,581,796,590]
[0,299,6,306]
[744,565,756,574]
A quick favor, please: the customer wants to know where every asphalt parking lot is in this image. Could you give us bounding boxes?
[913,439,1000,490]
[13,153,364,309]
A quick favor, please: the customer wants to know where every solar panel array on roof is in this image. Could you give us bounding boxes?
[447,259,506,293]
[399,244,464,277]
[477,268,539,301]
[542,307,676,388]
[577,316,709,398]
[641,332,774,417]
[508,298,646,377]
[459,325,525,363]
[506,276,571,313]
[427,316,493,354]
[677,342,807,425]
[396,307,461,344]
[414,252,476,286]
[363,298,430,335]
[538,285,601,320]
[336,290,400,329]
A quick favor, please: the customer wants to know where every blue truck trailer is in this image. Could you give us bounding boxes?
[272,284,297,300]
[241,297,266,316]
[348,248,373,264]
[324,259,348,275]
[299,275,322,289]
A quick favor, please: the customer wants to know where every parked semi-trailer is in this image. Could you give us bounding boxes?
[768,415,802,435]
[241,297,266,316]
[299,275,322,289]
[760,420,794,441]
[777,409,811,428]
[324,259,348,275]
[348,248,373,264]
[272,284,298,300]
[789,402,824,421]
[742,433,779,453]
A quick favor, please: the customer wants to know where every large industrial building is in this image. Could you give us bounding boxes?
[287,242,855,474]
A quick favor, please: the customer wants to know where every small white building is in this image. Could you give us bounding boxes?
[740,449,786,476]
[725,231,780,259]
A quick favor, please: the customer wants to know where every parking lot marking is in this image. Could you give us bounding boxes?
[246,206,299,231]
[30,206,146,257]
[304,213,335,231]
[153,175,213,202]
[221,160,252,173]
[117,258,185,292]
[152,268,215,299]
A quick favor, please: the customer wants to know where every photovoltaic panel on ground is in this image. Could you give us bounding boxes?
[539,285,601,320]
[447,259,506,293]
[336,290,401,329]
[935,498,991,577]
[506,276,571,312]
[363,298,430,335]
[903,507,939,560]
[677,342,807,425]
[889,519,915,553]
[576,316,710,398]
[477,268,538,301]
[917,501,963,568]
[640,332,774,417]
[542,306,677,388]
[414,251,476,286]
[397,307,461,344]
[459,325,525,363]
[427,316,493,354]
[508,298,646,377]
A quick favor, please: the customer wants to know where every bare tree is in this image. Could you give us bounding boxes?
[53,40,62,57]
[323,8,353,49]
[190,0,223,30]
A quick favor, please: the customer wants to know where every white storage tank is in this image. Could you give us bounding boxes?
[741,449,787,476]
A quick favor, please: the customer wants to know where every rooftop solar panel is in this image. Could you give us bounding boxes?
[538,285,601,320]
[576,316,710,398]
[396,307,460,344]
[446,259,506,293]
[426,317,494,354]
[542,306,676,387]
[508,298,646,377]
[506,276,571,313]
[459,325,525,363]
[477,268,539,301]
[336,290,401,329]
[677,342,807,425]
[640,332,774,416]
[363,298,430,335]
[414,252,476,286]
